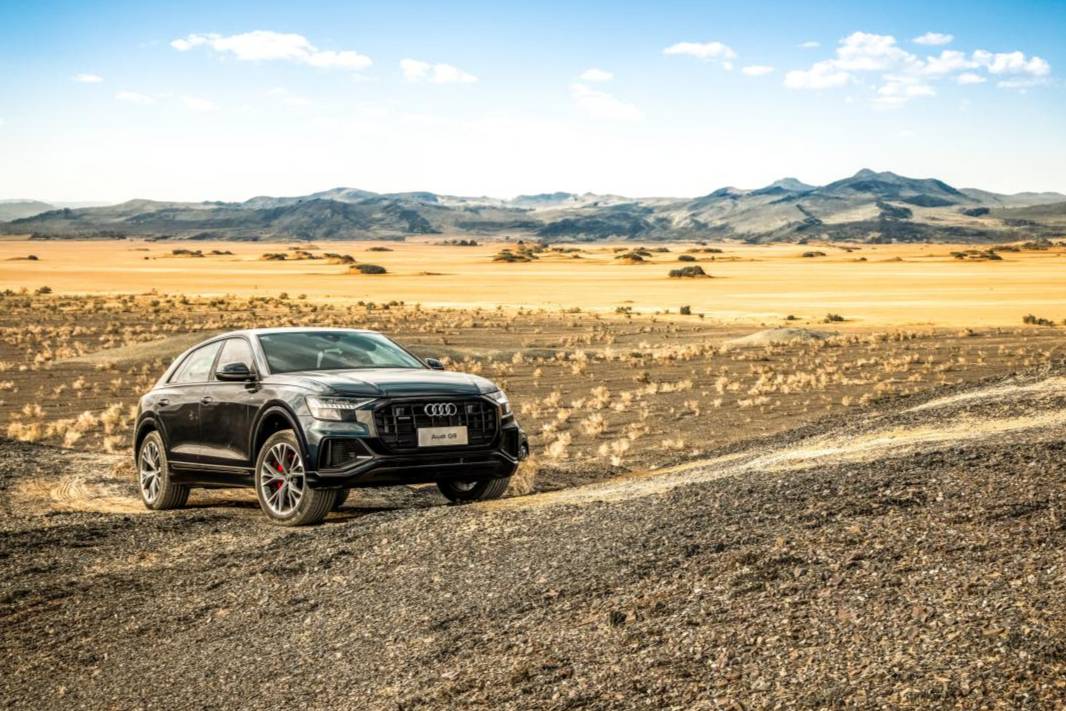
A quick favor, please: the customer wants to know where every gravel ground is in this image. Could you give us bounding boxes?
[1,368,1065,709]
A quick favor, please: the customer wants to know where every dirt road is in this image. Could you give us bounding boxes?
[2,369,1065,709]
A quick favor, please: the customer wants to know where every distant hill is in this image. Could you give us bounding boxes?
[816,169,968,208]
[750,178,815,196]
[960,188,1066,208]
[993,200,1066,227]
[0,200,55,221]
[4,170,1064,243]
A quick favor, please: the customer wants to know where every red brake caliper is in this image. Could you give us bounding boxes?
[274,459,284,490]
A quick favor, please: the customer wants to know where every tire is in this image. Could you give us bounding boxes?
[137,430,189,510]
[254,430,336,526]
[437,477,511,503]
[332,488,350,511]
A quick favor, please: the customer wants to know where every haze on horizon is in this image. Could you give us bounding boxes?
[1,0,1064,203]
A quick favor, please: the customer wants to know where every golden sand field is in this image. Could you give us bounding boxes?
[2,238,1064,327]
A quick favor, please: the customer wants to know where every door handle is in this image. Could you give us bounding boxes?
[200,396,214,405]
[158,398,170,406]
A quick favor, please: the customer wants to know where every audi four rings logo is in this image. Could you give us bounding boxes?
[424,403,458,417]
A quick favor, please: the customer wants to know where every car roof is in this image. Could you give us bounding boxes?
[219,327,382,338]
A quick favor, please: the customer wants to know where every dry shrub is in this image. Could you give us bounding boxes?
[588,385,610,409]
[6,421,42,442]
[597,438,630,466]
[545,432,572,460]
[660,437,686,451]
[581,413,607,437]
[507,456,539,496]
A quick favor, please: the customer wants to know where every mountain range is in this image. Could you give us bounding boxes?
[3,170,1065,243]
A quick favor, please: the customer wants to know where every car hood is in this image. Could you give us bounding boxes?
[275,368,497,397]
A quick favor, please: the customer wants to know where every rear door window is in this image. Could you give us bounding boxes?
[170,342,223,384]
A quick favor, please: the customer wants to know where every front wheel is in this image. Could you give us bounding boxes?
[254,430,336,526]
[437,477,511,503]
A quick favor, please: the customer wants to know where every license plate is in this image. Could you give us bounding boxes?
[417,426,468,447]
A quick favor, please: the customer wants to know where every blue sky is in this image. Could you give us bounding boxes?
[1,0,1064,201]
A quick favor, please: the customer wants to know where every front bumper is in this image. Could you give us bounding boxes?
[303,418,528,489]
[307,448,521,488]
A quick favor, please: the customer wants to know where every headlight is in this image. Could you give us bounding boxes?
[487,389,511,416]
[306,396,374,421]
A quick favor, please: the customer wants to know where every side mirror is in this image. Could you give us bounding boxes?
[425,358,445,371]
[216,361,256,381]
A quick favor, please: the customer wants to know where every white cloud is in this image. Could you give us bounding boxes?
[73,73,103,83]
[784,60,850,89]
[570,83,642,121]
[182,96,216,112]
[741,65,774,76]
[171,31,371,71]
[874,75,936,107]
[799,41,821,49]
[996,77,1049,90]
[579,68,613,82]
[973,50,1050,76]
[663,41,736,70]
[783,31,1052,104]
[400,59,477,84]
[922,50,974,76]
[913,32,954,46]
[956,72,986,85]
[170,37,197,51]
[115,90,155,105]
[834,32,920,72]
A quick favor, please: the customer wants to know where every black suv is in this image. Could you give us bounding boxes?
[133,328,528,525]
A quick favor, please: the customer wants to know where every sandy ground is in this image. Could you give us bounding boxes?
[2,238,1065,326]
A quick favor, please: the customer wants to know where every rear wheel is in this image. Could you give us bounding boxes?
[437,477,511,503]
[137,430,189,510]
[254,430,336,526]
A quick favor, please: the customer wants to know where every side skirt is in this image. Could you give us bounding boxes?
[169,461,254,488]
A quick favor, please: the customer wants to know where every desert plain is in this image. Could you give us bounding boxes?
[1,237,1065,325]
[1,236,1065,708]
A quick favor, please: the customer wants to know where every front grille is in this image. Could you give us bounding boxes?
[373,399,498,451]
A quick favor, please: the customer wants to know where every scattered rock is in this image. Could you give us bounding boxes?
[668,265,709,278]
[350,263,387,275]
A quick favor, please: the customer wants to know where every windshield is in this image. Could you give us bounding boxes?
[257,331,424,373]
